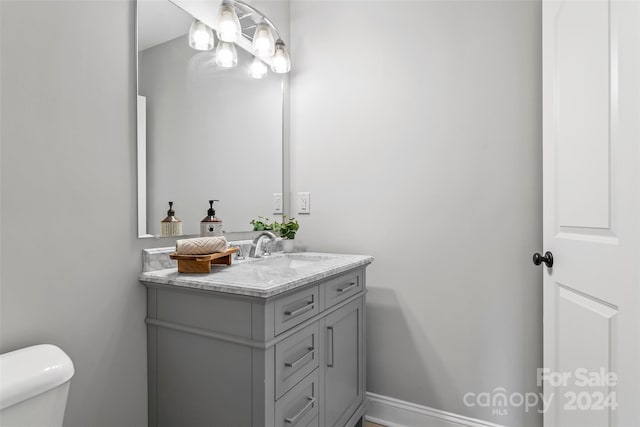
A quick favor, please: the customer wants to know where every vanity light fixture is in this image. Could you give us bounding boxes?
[249,56,268,79]
[252,22,275,58]
[186,0,290,75]
[188,20,215,51]
[216,0,241,42]
[271,39,291,73]
[216,41,238,68]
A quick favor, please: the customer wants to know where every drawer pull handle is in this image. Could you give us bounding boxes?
[336,282,357,293]
[284,302,314,317]
[285,347,315,368]
[327,326,334,367]
[284,396,315,424]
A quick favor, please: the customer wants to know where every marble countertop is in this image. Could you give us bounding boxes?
[139,252,373,298]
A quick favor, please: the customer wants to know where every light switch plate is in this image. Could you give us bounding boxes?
[273,193,283,214]
[298,192,310,214]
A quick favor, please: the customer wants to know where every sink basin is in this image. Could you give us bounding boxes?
[248,253,334,270]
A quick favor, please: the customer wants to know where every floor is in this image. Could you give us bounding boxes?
[364,422,385,427]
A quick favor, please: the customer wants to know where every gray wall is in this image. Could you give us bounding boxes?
[0,1,151,426]
[289,1,542,426]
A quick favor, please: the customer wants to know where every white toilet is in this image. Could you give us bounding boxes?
[0,344,74,427]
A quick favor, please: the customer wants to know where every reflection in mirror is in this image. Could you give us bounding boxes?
[136,0,287,238]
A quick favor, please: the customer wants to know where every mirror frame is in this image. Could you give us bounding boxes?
[135,0,290,239]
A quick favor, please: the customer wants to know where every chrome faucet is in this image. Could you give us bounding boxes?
[249,231,278,258]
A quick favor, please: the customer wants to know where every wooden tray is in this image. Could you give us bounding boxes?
[169,247,239,273]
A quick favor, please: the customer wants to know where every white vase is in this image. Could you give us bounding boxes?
[282,239,295,253]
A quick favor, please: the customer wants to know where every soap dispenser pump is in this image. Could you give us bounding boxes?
[200,199,223,237]
[161,201,183,237]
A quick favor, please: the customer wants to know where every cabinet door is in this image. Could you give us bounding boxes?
[324,298,364,427]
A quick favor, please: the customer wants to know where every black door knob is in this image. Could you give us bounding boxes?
[533,251,554,268]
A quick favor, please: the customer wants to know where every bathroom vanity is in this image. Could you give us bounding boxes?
[140,251,372,427]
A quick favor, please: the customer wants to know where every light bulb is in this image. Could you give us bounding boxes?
[271,39,290,73]
[216,2,241,43]
[216,41,238,68]
[249,56,268,79]
[188,20,214,51]
[252,23,275,58]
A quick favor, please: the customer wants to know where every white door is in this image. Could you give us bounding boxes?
[542,0,640,426]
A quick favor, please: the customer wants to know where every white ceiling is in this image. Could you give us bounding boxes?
[137,0,193,52]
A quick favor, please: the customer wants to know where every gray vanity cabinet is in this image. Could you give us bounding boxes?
[144,266,368,427]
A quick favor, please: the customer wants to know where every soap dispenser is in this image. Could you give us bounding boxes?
[200,199,223,237]
[160,201,183,237]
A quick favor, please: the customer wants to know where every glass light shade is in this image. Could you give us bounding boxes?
[216,41,238,68]
[249,56,268,79]
[188,20,214,51]
[216,2,241,42]
[271,39,290,73]
[252,23,275,58]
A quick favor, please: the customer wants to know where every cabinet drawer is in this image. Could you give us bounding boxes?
[275,323,320,399]
[274,286,319,335]
[323,271,362,309]
[275,369,319,427]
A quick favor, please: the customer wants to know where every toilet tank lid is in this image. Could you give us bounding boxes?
[0,344,74,410]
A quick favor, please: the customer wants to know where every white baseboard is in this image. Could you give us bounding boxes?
[365,392,507,427]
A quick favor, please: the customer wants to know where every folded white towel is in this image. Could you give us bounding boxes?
[175,236,227,255]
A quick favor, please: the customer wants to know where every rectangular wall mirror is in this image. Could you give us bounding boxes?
[136,0,288,238]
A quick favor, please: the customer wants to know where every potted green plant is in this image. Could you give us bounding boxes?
[275,216,299,240]
[249,216,274,231]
